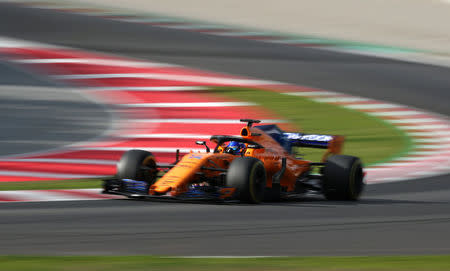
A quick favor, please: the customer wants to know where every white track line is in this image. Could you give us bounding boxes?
[52,73,283,86]
[130,118,285,124]
[391,156,448,161]
[410,150,450,155]
[0,190,86,202]
[0,37,59,48]
[313,97,372,103]
[413,138,450,143]
[0,170,105,179]
[0,189,117,202]
[121,102,255,108]
[344,103,403,110]
[398,124,449,130]
[409,131,450,137]
[368,111,424,116]
[284,91,340,96]
[0,190,74,202]
[370,162,419,167]
[120,134,213,139]
[77,147,205,153]
[371,159,450,167]
[12,58,175,68]
[120,133,240,139]
[387,118,442,124]
[85,86,208,91]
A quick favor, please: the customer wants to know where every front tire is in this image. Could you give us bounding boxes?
[116,149,157,185]
[322,155,364,201]
[226,157,267,203]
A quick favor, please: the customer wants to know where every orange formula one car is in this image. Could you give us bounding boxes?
[103,119,364,203]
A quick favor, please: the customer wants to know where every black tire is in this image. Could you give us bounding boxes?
[116,149,157,184]
[322,155,364,201]
[226,157,267,203]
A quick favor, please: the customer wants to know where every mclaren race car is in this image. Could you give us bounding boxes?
[103,119,364,203]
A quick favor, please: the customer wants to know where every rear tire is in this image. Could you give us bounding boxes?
[116,149,157,185]
[323,155,364,201]
[226,157,266,203]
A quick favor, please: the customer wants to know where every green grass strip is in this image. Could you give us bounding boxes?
[0,179,102,191]
[1,255,450,271]
[211,87,410,166]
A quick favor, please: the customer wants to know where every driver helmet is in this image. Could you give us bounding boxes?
[225,141,246,155]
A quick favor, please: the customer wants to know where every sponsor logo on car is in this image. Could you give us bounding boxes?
[284,133,333,142]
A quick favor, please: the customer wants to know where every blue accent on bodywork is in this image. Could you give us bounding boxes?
[256,124,333,151]
[185,185,219,198]
[255,124,292,153]
[122,179,148,193]
[283,132,333,149]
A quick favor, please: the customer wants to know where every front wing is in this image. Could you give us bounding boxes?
[102,178,236,202]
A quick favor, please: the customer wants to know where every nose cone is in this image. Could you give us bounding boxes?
[150,153,211,196]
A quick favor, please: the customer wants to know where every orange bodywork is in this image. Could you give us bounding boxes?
[149,152,234,195]
[149,124,343,197]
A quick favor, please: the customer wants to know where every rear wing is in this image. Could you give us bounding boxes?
[283,132,344,161]
[254,124,344,161]
[283,133,334,148]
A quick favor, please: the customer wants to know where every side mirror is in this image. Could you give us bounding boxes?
[195,141,210,153]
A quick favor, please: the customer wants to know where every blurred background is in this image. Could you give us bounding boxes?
[0,0,449,269]
[67,0,450,53]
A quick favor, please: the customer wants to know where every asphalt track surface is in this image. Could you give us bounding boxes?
[0,3,449,255]
[0,83,111,156]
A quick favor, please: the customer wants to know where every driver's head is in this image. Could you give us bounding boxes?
[225,141,245,155]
